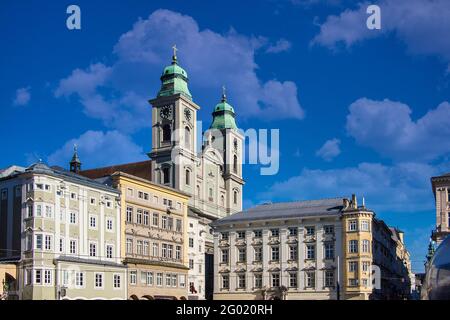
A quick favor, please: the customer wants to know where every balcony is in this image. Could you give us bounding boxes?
[252,238,263,245]
[304,234,316,242]
[235,238,246,246]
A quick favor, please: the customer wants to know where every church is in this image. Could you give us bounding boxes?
[80,47,245,299]
[148,48,245,299]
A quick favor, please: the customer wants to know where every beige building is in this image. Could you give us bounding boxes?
[212,195,413,300]
[431,172,450,245]
[81,162,190,300]
[0,159,127,300]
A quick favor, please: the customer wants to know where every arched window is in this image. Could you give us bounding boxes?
[162,167,170,184]
[233,155,238,174]
[162,125,171,142]
[185,169,190,186]
[184,127,191,149]
[233,190,238,205]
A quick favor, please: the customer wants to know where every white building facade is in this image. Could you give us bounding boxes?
[148,52,244,299]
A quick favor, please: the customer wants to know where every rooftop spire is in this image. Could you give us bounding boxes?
[221,85,227,102]
[70,144,81,173]
[172,44,178,65]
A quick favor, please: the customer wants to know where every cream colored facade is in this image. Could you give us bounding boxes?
[108,172,190,300]
[0,163,127,300]
[0,263,18,300]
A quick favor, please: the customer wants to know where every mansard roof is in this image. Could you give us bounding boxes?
[212,197,346,226]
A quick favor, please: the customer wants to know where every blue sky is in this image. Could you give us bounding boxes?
[1,0,450,273]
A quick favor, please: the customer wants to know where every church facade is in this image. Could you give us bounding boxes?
[147,50,245,299]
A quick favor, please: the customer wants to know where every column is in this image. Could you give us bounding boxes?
[245,229,253,292]
[229,231,236,291]
[280,228,288,287]
[262,229,270,287]
[298,226,304,290]
[213,232,220,294]
[316,222,324,291]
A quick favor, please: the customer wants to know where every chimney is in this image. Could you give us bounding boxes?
[351,194,357,209]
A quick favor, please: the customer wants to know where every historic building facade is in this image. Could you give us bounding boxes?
[430,172,450,245]
[82,164,190,300]
[147,50,244,299]
[212,195,413,300]
[0,161,127,300]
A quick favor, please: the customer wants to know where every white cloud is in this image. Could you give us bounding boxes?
[47,130,146,169]
[312,0,450,70]
[266,39,292,53]
[13,87,31,106]
[55,9,305,130]
[346,98,450,161]
[261,161,444,213]
[316,138,341,161]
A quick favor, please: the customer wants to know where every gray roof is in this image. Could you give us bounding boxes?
[212,198,345,226]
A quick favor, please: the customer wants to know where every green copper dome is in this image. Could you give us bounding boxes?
[157,54,192,100]
[210,93,238,130]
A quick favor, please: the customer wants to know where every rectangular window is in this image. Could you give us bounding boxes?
[237,231,246,239]
[143,211,149,225]
[138,191,143,199]
[114,274,121,288]
[179,275,186,288]
[126,239,133,254]
[144,193,149,200]
[306,244,315,260]
[253,230,262,238]
[127,188,133,197]
[361,220,370,231]
[362,240,370,253]
[189,259,194,270]
[270,229,279,237]
[137,240,143,255]
[221,249,229,263]
[35,234,43,250]
[62,270,69,286]
[162,243,167,258]
[254,247,262,262]
[306,271,315,288]
[175,246,181,260]
[168,244,173,259]
[271,273,280,287]
[35,269,42,284]
[106,245,113,259]
[162,216,168,229]
[325,271,335,287]
[167,217,173,231]
[222,275,229,289]
[89,215,97,229]
[106,218,113,231]
[156,273,163,286]
[29,204,35,218]
[221,232,229,240]
[89,243,97,257]
[45,205,52,218]
[59,237,64,253]
[136,209,143,224]
[324,225,334,234]
[238,248,246,262]
[171,274,177,287]
[126,206,133,223]
[152,213,159,226]
[153,243,159,257]
[25,269,32,286]
[348,220,358,231]
[144,241,149,256]
[76,272,84,287]
[45,234,52,250]
[305,226,315,236]
[69,240,77,254]
[288,227,298,236]
[70,192,77,199]
[237,274,246,289]
[95,273,103,288]
[130,271,137,285]
[349,240,359,253]
[349,278,358,286]
[176,219,182,232]
[324,242,334,259]
[189,238,194,248]
[69,212,77,224]
[44,270,51,285]
[147,272,153,286]
[271,246,279,261]
[289,245,298,260]
[362,261,371,272]
[90,197,96,205]
[26,234,32,251]
[254,274,262,288]
[141,271,147,284]
[349,261,358,272]
[289,273,297,288]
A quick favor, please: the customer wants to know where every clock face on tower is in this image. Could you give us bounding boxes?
[160,105,173,119]
[184,108,192,122]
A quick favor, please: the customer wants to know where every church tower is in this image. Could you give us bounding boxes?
[148,46,200,193]
[206,89,244,212]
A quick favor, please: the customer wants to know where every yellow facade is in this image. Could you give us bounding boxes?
[341,200,374,300]
[110,172,190,299]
